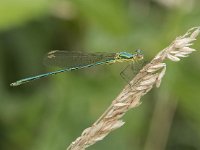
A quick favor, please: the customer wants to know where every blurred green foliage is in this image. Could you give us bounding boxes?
[0,0,200,150]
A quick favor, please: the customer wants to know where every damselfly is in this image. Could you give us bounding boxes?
[10,50,143,86]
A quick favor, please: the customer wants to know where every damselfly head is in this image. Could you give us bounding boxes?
[135,49,143,60]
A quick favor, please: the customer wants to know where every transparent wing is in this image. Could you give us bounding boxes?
[43,50,116,68]
[120,60,146,83]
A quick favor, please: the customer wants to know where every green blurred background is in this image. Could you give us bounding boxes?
[1,0,200,150]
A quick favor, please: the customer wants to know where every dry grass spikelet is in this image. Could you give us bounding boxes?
[67,26,200,150]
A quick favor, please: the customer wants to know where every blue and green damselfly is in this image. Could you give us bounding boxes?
[10,50,143,86]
